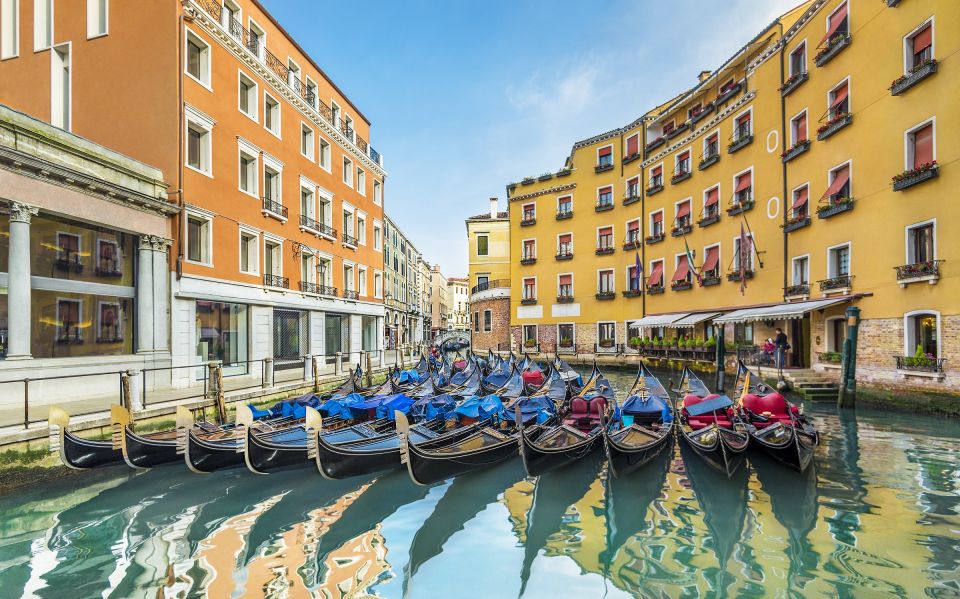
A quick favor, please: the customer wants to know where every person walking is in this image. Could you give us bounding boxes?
[774,328,790,370]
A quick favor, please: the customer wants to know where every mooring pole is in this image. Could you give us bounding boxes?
[837,305,861,409]
[715,324,726,393]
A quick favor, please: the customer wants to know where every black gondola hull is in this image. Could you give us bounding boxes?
[184,430,243,473]
[519,427,603,477]
[123,428,179,469]
[403,432,519,486]
[749,425,817,472]
[604,426,675,478]
[680,426,749,478]
[59,431,123,470]
[245,427,309,474]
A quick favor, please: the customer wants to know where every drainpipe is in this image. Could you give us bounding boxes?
[640,119,647,322]
[174,3,190,280]
[778,21,789,302]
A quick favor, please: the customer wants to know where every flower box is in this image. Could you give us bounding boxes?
[891,59,938,96]
[666,122,689,140]
[727,199,754,216]
[595,247,614,256]
[520,298,537,306]
[780,71,809,96]
[556,210,573,220]
[728,135,753,154]
[671,223,693,237]
[689,103,715,125]
[896,355,946,373]
[557,295,575,304]
[623,240,641,251]
[623,152,641,165]
[895,260,942,287]
[727,270,754,282]
[595,202,614,212]
[646,183,664,196]
[671,280,693,291]
[783,215,810,233]
[555,252,573,261]
[645,233,664,245]
[815,34,851,67]
[701,275,721,287]
[892,163,938,191]
[556,169,573,177]
[819,275,852,292]
[520,218,536,227]
[520,257,537,265]
[698,154,720,171]
[698,213,720,228]
[784,284,809,299]
[645,137,665,153]
[521,177,536,185]
[595,292,616,301]
[671,170,692,184]
[623,194,641,206]
[817,197,854,219]
[622,289,641,298]
[595,163,614,174]
[817,113,852,140]
[537,173,554,182]
[646,285,665,295]
[819,351,842,364]
[715,82,743,105]
[781,139,811,163]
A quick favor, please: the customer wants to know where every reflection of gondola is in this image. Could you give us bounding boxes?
[518,365,609,476]
[603,363,675,477]
[676,366,748,478]
[679,440,749,584]
[48,406,123,469]
[518,454,604,596]
[734,361,819,472]
[404,460,526,587]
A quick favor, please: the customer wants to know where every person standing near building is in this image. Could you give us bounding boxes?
[774,328,790,370]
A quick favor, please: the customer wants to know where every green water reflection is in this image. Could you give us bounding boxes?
[0,368,958,598]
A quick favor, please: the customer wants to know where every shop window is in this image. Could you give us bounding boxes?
[734,322,754,346]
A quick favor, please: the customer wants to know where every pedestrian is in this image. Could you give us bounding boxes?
[774,328,790,369]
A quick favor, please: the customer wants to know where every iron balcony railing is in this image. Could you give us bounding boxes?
[264,274,289,288]
[262,197,288,219]
[299,214,336,238]
[895,260,942,281]
[471,279,510,294]
[818,274,853,291]
[342,232,358,247]
[895,355,946,373]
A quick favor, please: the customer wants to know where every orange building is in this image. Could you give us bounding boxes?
[0,0,387,384]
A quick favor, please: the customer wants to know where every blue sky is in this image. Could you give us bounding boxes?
[262,0,803,277]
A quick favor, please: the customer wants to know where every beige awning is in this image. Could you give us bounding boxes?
[631,313,689,327]
[713,298,849,324]
[665,312,722,328]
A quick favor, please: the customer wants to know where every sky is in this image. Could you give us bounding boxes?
[262,0,805,278]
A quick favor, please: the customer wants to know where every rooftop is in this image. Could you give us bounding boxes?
[467,211,510,221]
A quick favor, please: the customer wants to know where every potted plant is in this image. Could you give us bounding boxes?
[599,339,615,349]
[559,336,573,348]
[694,336,705,351]
[704,337,717,350]
[524,338,537,348]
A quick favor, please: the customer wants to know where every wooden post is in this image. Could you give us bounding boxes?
[837,306,861,408]
[312,356,319,393]
[365,350,374,387]
[214,364,227,424]
[715,324,726,393]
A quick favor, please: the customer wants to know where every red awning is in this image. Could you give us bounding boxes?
[599,146,612,156]
[651,165,662,177]
[913,124,934,168]
[795,113,807,141]
[649,262,664,285]
[559,274,572,285]
[737,113,751,127]
[676,202,691,218]
[791,186,809,210]
[703,246,720,271]
[664,121,675,133]
[599,227,612,236]
[671,256,690,282]
[735,172,752,192]
[705,187,719,206]
[830,83,848,109]
[626,135,639,155]
[820,3,848,46]
[559,234,571,243]
[678,150,690,161]
[821,166,850,200]
[913,25,932,52]
[652,212,663,223]
[628,220,640,232]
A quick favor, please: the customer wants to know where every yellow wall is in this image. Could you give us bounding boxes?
[466,215,511,290]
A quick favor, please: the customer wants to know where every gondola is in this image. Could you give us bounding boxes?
[676,366,749,478]
[110,405,181,468]
[734,360,818,472]
[178,406,246,473]
[396,363,566,485]
[602,362,676,477]
[48,406,123,469]
[518,364,611,476]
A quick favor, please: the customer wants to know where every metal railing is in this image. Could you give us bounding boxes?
[895,355,946,373]
[300,214,336,237]
[3,370,125,429]
[471,279,510,294]
[343,290,360,300]
[263,197,288,219]
[342,232,358,247]
[264,273,290,288]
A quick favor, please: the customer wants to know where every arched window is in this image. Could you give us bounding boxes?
[905,311,939,358]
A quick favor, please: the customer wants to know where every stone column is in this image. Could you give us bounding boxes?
[137,236,155,353]
[150,236,172,353]
[6,203,38,360]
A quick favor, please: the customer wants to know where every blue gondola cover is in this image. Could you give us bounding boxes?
[515,395,556,424]
[319,392,366,417]
[375,394,416,420]
[455,395,506,422]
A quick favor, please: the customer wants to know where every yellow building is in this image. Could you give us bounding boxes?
[505,0,958,394]
[466,198,511,351]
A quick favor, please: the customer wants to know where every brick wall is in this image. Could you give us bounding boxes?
[471,297,510,352]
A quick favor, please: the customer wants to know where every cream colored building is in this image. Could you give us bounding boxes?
[447,277,470,331]
[429,265,448,337]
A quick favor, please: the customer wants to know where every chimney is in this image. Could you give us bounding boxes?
[489,197,498,218]
[698,70,712,83]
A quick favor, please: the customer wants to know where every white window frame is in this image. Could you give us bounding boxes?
[732,165,754,206]
[33,0,51,51]
[703,184,721,213]
[791,254,810,285]
[342,156,354,187]
[184,207,214,267]
[732,232,756,272]
[238,225,260,275]
[476,233,489,257]
[826,241,851,278]
[557,272,574,297]
[733,106,753,140]
[356,167,366,196]
[702,242,721,276]
[902,17,935,75]
[299,180,316,222]
[556,231,573,256]
[86,0,107,39]
[184,27,211,90]
[263,234,284,280]
[674,252,692,283]
[597,321,617,345]
[247,16,266,61]
[316,187,334,234]
[826,159,853,199]
[597,268,615,293]
[262,153,284,204]
[521,276,537,301]
[356,210,367,246]
[790,108,808,146]
[1,0,20,59]
[50,42,71,131]
[903,310,941,358]
[374,270,384,299]
[596,224,615,249]
[827,76,852,116]
[648,208,664,236]
[318,136,331,172]
[557,194,573,215]
[373,219,383,252]
[373,179,382,205]
[789,40,807,76]
[649,258,665,287]
[305,75,318,110]
[648,161,665,185]
[263,91,281,138]
[237,137,259,198]
[596,144,614,166]
[791,181,810,217]
[184,104,214,177]
[557,323,576,347]
[521,237,537,260]
[904,218,936,264]
[358,265,368,297]
[674,147,692,175]
[625,133,640,157]
[300,121,314,160]
[673,198,692,226]
[904,117,936,171]
[237,69,258,122]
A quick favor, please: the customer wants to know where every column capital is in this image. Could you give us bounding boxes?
[149,235,173,252]
[138,235,154,251]
[9,202,39,224]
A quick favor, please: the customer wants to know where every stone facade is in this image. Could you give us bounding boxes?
[472,296,510,352]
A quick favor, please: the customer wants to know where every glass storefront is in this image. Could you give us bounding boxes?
[196,301,248,374]
[30,215,135,286]
[325,314,351,364]
[362,316,377,351]
[31,290,133,358]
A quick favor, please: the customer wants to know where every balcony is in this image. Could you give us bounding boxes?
[595,200,614,212]
[556,295,575,304]
[343,290,359,300]
[595,291,616,301]
[520,297,538,306]
[262,197,288,221]
[520,217,537,227]
[727,198,754,216]
[299,281,337,296]
[622,289,641,298]
[895,355,946,375]
[715,82,743,105]
[556,209,573,220]
[645,137,665,153]
[728,134,753,154]
[671,223,693,237]
[646,182,664,196]
[784,284,809,300]
[698,152,720,171]
[646,284,665,295]
[623,193,640,206]
[342,232,359,247]
[818,274,853,293]
[671,168,692,185]
[817,113,852,140]
[595,162,614,174]
[595,245,615,256]
[555,251,574,261]
[520,255,537,266]
[701,274,721,287]
[299,215,336,238]
[817,197,854,219]
[689,103,715,125]
[783,215,811,233]
[895,260,942,287]
[781,139,811,163]
[622,238,641,251]
[471,279,510,294]
[780,71,809,97]
[815,33,851,67]
[645,232,665,245]
[698,211,720,228]
[623,152,641,165]
[891,59,937,96]
[264,273,289,289]
[55,256,84,274]
[671,280,692,292]
[727,270,754,283]
[893,164,938,191]
[666,122,689,140]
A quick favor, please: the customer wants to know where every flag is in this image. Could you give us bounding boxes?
[684,237,702,285]
[739,222,749,295]
[633,252,642,291]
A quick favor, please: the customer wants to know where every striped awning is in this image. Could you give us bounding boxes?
[631,313,689,327]
[713,298,849,324]
[665,312,722,328]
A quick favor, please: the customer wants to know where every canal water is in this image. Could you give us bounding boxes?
[0,366,958,598]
